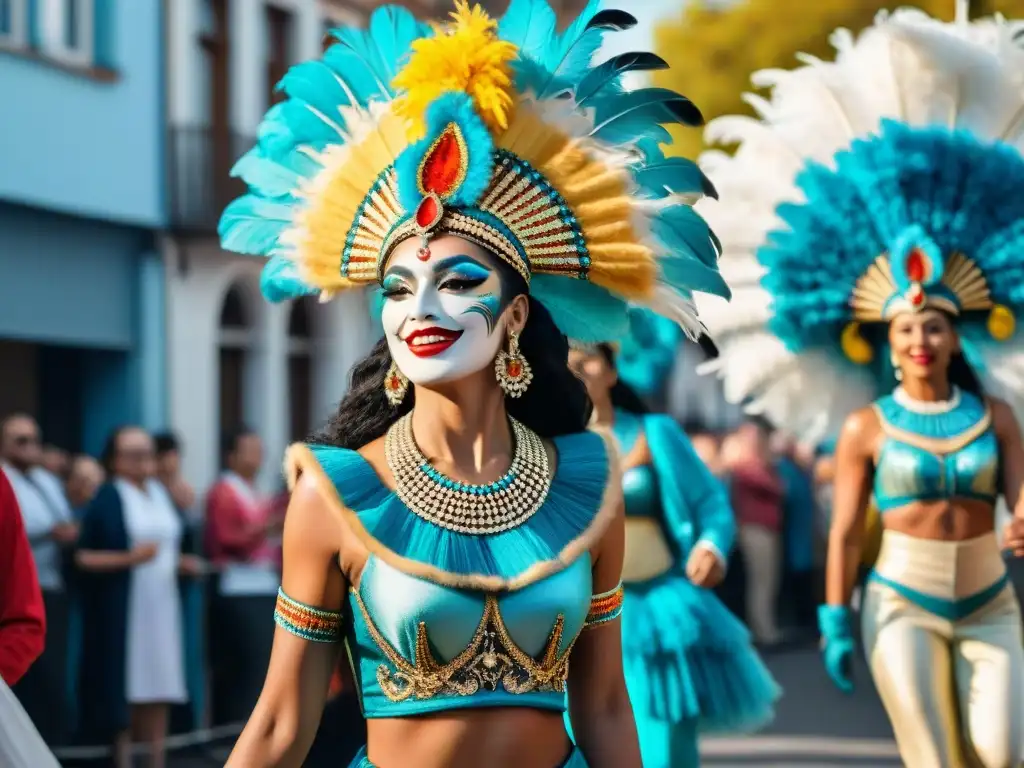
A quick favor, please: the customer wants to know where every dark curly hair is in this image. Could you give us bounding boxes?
[314,259,592,449]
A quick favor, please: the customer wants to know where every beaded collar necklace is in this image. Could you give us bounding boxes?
[384,412,551,536]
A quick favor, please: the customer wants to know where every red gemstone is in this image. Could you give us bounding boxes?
[387,375,401,390]
[507,360,522,379]
[421,126,464,196]
[906,248,926,283]
[911,290,925,306]
[416,195,440,229]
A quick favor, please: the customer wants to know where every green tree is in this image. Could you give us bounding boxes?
[654,0,1024,159]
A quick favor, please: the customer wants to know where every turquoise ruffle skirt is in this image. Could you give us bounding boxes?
[349,745,588,767]
[623,569,781,735]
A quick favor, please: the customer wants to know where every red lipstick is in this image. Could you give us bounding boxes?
[403,327,463,358]
[909,352,935,366]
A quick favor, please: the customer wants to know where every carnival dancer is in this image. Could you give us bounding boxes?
[569,323,779,768]
[696,6,1024,767]
[217,1,728,766]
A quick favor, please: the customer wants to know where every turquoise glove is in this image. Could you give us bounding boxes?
[817,604,855,694]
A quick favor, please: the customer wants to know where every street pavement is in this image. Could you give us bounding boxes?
[701,642,900,767]
[163,642,899,767]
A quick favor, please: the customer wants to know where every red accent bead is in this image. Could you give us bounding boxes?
[416,195,440,229]
[906,248,926,283]
[911,288,925,306]
[387,375,401,390]
[421,126,463,197]
[507,360,522,379]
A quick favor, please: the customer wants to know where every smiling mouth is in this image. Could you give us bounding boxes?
[404,327,464,358]
[909,353,935,365]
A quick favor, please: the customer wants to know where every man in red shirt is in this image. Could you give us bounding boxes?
[0,467,46,685]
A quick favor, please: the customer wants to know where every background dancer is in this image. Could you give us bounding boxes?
[696,7,1024,767]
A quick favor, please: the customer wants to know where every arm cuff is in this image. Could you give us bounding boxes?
[582,582,624,630]
[274,587,343,643]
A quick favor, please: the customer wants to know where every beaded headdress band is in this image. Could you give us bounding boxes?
[220,1,729,343]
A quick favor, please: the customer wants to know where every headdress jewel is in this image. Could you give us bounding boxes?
[219,0,729,343]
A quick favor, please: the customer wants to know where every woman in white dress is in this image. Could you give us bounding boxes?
[76,426,204,768]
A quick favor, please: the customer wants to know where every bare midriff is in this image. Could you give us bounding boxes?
[880,497,996,542]
[365,708,572,768]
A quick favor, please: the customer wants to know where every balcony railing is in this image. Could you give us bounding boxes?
[167,127,252,235]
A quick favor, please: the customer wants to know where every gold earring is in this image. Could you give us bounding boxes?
[890,352,903,382]
[384,361,409,406]
[495,330,533,398]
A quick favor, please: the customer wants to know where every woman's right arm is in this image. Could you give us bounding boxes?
[226,474,346,768]
[824,408,876,607]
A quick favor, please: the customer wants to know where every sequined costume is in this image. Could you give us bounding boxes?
[219,1,728,765]
[695,6,1024,767]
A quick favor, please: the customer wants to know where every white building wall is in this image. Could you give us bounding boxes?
[165,2,377,494]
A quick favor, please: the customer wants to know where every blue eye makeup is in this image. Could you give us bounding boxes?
[382,273,410,297]
[436,255,492,287]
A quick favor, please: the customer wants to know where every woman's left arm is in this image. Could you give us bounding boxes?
[992,398,1024,517]
[567,495,641,768]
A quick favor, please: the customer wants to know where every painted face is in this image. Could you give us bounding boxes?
[888,309,958,382]
[381,235,514,386]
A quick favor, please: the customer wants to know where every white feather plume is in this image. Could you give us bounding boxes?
[696,9,1024,444]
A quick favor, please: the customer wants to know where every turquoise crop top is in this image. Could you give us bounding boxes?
[613,409,661,520]
[872,389,999,512]
[285,428,621,720]
[622,465,660,519]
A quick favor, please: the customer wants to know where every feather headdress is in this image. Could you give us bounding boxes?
[219,0,728,343]
[696,6,1024,444]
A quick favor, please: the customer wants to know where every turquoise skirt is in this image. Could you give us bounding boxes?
[623,569,781,735]
[348,744,588,767]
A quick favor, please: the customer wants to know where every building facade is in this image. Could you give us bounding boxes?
[0,0,166,455]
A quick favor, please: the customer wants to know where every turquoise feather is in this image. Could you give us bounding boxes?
[218,196,292,257]
[530,274,630,343]
[633,158,717,200]
[261,256,317,303]
[230,148,307,201]
[576,52,668,104]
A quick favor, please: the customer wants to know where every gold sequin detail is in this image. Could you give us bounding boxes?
[351,589,574,702]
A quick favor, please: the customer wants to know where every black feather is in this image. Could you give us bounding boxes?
[584,9,638,33]
[576,52,670,104]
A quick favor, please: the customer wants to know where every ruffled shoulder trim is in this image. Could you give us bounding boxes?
[285,426,622,592]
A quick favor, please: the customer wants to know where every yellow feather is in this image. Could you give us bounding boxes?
[392,1,518,140]
[496,100,657,299]
[287,109,410,291]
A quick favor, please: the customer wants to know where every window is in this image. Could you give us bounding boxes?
[0,0,28,48]
[40,0,94,66]
[265,4,294,106]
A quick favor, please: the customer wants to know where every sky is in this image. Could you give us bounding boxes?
[598,0,682,56]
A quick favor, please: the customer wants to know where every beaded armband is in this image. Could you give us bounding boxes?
[274,588,343,643]
[583,582,624,630]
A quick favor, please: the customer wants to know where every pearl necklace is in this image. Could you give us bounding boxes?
[893,386,962,415]
[384,413,552,536]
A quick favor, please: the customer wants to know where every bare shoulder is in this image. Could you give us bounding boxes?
[839,406,881,455]
[986,396,1020,436]
[286,473,343,555]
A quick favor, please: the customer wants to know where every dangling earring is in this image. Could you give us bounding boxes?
[384,361,409,406]
[890,352,903,382]
[495,330,533,398]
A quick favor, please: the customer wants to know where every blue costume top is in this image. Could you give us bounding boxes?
[613,409,734,564]
[871,389,998,512]
[288,429,620,719]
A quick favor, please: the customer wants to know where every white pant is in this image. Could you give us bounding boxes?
[738,524,781,644]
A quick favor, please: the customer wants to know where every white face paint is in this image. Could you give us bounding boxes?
[381,235,513,387]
